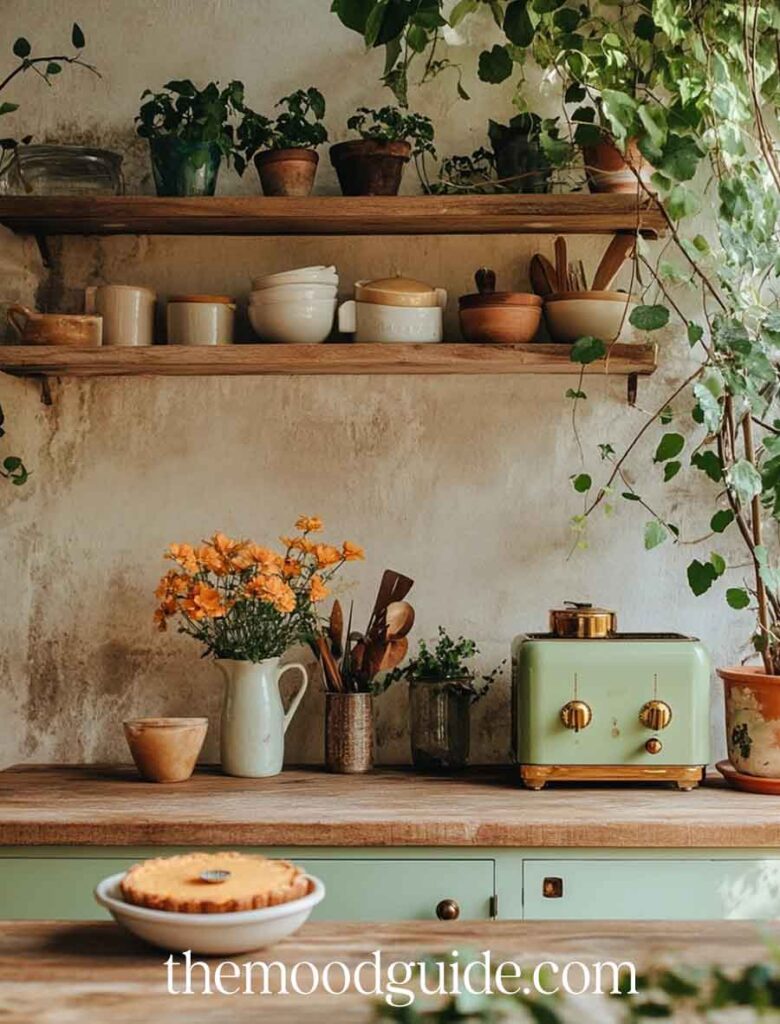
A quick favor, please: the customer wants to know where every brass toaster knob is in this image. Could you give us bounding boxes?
[640,699,672,731]
[560,699,592,732]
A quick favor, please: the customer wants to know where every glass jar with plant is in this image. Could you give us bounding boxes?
[330,106,435,195]
[154,517,364,778]
[135,79,244,197]
[383,627,502,771]
[235,87,327,197]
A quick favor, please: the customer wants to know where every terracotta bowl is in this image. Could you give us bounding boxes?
[543,290,637,344]
[123,717,208,783]
[458,293,542,344]
[719,666,780,779]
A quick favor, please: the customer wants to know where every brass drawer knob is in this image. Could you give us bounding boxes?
[640,699,672,731]
[436,898,460,921]
[543,877,564,898]
[560,699,592,731]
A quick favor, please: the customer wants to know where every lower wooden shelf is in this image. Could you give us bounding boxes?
[0,342,657,378]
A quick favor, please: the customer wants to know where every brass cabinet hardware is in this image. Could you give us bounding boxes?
[435,898,460,921]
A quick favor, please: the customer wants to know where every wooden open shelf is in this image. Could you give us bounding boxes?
[0,342,657,378]
[0,194,665,238]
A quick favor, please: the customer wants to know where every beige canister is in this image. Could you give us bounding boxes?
[167,294,235,346]
[84,284,156,346]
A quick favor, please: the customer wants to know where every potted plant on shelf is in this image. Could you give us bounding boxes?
[135,79,244,197]
[487,113,556,195]
[235,87,327,197]
[154,517,364,778]
[383,627,503,772]
[330,106,435,196]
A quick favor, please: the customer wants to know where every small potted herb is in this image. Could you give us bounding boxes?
[135,79,244,197]
[236,87,327,197]
[487,113,555,194]
[330,106,435,196]
[384,627,502,772]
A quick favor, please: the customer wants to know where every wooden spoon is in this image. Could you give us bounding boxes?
[376,637,408,672]
[592,234,636,291]
[529,254,556,297]
[385,601,415,640]
[316,635,342,692]
[554,236,568,292]
[329,600,344,658]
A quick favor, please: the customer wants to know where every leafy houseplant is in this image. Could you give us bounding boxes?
[330,105,435,195]
[135,79,244,197]
[384,628,502,771]
[236,87,327,197]
[487,113,554,194]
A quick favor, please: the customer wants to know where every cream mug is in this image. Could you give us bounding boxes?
[84,284,156,347]
[167,295,235,346]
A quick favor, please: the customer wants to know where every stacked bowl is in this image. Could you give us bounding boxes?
[249,265,338,344]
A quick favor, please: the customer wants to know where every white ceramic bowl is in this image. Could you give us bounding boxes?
[251,266,338,290]
[249,283,338,305]
[338,299,443,344]
[249,298,337,343]
[543,291,637,344]
[94,871,325,955]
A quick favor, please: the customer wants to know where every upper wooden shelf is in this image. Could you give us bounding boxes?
[0,194,665,238]
[0,342,657,379]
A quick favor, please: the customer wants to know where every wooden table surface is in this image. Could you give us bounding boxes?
[0,919,777,1024]
[1,764,778,848]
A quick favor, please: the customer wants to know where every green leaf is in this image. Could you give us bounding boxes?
[728,459,763,505]
[634,13,657,40]
[687,558,717,596]
[71,22,86,48]
[0,102,19,116]
[448,0,478,25]
[663,460,681,481]
[710,551,726,577]
[332,0,374,32]
[654,432,684,463]
[622,491,641,501]
[554,8,580,31]
[12,37,31,58]
[570,336,606,364]
[727,587,751,610]
[644,520,668,549]
[565,388,587,399]
[571,473,592,493]
[693,373,723,432]
[658,133,702,182]
[710,509,734,533]
[660,405,673,425]
[46,62,62,75]
[3,456,21,472]
[601,90,637,143]
[503,1,535,46]
[687,322,704,346]
[478,44,513,83]
[630,304,670,331]
[666,183,700,220]
[691,450,722,482]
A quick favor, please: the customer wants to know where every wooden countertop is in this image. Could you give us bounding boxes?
[1,920,776,1024]
[1,764,778,848]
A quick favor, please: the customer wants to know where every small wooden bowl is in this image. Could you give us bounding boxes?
[123,717,207,783]
[458,293,542,344]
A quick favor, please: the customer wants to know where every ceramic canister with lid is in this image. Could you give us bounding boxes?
[337,276,447,343]
[167,294,235,346]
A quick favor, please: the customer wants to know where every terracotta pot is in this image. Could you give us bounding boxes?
[324,692,373,773]
[458,293,542,344]
[582,138,653,195]
[123,717,207,783]
[330,140,411,196]
[719,666,780,778]
[254,148,318,197]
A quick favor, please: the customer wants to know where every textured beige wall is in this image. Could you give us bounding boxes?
[0,0,745,768]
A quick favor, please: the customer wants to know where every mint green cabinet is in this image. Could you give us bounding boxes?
[523,858,780,920]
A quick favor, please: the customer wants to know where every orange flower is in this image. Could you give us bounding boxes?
[153,607,169,631]
[245,573,296,614]
[165,543,199,574]
[211,532,241,556]
[295,516,323,533]
[182,583,228,621]
[342,541,365,561]
[282,558,302,578]
[196,544,230,576]
[246,544,284,570]
[309,574,329,602]
[281,535,315,554]
[155,570,191,601]
[313,543,342,568]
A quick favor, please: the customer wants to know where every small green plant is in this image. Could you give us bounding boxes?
[428,147,497,194]
[235,87,327,173]
[135,79,244,161]
[0,22,98,177]
[383,627,502,699]
[0,403,28,486]
[346,105,435,158]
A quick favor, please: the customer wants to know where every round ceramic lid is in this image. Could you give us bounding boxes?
[355,276,439,308]
[169,294,234,304]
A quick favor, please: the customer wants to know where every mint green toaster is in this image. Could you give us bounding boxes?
[512,612,711,790]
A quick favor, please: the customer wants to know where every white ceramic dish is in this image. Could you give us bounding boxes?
[249,298,337,343]
[337,298,444,344]
[251,266,338,290]
[543,292,637,344]
[95,871,325,955]
[249,283,338,305]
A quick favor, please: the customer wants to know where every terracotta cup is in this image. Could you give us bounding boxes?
[254,148,319,197]
[719,666,780,779]
[123,717,208,783]
[6,304,102,347]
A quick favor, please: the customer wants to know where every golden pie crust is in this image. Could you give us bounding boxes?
[120,852,310,914]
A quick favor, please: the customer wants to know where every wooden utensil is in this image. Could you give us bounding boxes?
[385,600,415,640]
[366,570,414,643]
[554,236,568,292]
[316,635,343,692]
[329,600,344,658]
[529,254,556,297]
[376,636,408,672]
[474,267,497,294]
[592,234,636,291]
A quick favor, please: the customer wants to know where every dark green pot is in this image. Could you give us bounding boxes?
[149,138,221,197]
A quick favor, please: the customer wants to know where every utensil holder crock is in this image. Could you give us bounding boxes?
[324,692,373,773]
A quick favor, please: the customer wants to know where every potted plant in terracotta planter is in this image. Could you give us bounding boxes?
[235,87,327,197]
[330,106,435,196]
[383,627,502,772]
[136,79,244,197]
[153,517,363,778]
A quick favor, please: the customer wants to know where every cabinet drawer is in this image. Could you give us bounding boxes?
[524,859,780,920]
[0,856,494,922]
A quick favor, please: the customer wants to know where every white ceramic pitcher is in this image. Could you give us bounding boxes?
[218,657,308,778]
